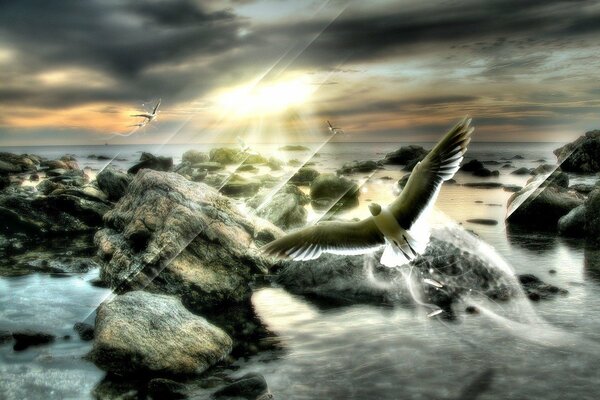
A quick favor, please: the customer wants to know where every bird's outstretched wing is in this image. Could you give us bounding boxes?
[153,99,161,114]
[131,113,152,119]
[261,218,384,261]
[390,116,473,230]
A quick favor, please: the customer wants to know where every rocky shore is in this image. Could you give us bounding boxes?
[1,131,600,398]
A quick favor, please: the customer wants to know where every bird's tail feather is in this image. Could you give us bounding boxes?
[380,224,430,268]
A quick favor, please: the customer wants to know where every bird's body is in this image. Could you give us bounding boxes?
[327,120,343,134]
[262,116,474,267]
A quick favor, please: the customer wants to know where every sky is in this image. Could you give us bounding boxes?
[1,0,600,146]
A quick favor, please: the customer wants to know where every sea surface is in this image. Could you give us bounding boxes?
[1,141,600,399]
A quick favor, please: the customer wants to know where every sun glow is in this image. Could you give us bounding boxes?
[217,76,313,117]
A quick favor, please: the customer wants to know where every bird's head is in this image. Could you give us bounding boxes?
[368,203,382,216]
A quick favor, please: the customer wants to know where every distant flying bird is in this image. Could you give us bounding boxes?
[131,98,161,123]
[236,136,258,155]
[262,117,474,268]
[327,120,344,134]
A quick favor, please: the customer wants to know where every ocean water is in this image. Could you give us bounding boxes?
[1,141,600,399]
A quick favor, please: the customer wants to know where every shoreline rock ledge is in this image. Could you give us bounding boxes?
[95,169,282,311]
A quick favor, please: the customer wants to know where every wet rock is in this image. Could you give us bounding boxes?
[310,174,359,210]
[242,153,268,165]
[554,130,600,173]
[290,167,320,185]
[29,173,39,181]
[148,378,189,399]
[128,153,173,174]
[279,145,310,151]
[0,190,111,236]
[237,164,258,172]
[0,153,40,172]
[266,157,283,171]
[42,159,78,171]
[220,174,261,198]
[585,189,600,244]
[92,374,143,400]
[506,181,583,230]
[0,175,10,190]
[192,162,225,172]
[466,219,498,226]
[90,291,232,375]
[276,227,516,310]
[95,170,281,310]
[96,167,131,201]
[182,150,209,164]
[73,322,94,341]
[518,274,568,301]
[460,159,485,172]
[213,373,271,400]
[12,330,55,351]
[503,185,522,193]
[511,167,532,176]
[473,168,498,177]
[0,330,12,344]
[210,148,241,165]
[529,168,569,189]
[383,145,428,165]
[287,159,301,167]
[248,184,309,230]
[569,183,596,195]
[558,205,586,237]
[463,182,503,189]
[337,160,382,175]
[0,160,21,175]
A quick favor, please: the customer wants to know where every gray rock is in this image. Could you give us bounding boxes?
[460,159,485,172]
[511,167,532,176]
[128,153,173,174]
[383,145,428,165]
[213,373,271,399]
[12,330,55,351]
[182,150,209,164]
[276,227,517,311]
[310,173,358,210]
[95,170,281,310]
[210,148,241,165]
[558,205,586,237]
[506,181,583,229]
[518,274,568,301]
[278,145,310,151]
[90,291,232,375]
[337,160,382,175]
[96,167,131,201]
[0,175,10,190]
[554,130,600,173]
[290,167,320,185]
[569,183,596,195]
[220,174,261,198]
[73,322,94,341]
[248,184,309,230]
[585,189,600,244]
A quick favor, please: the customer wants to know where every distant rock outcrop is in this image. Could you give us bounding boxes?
[554,130,600,173]
[382,145,428,166]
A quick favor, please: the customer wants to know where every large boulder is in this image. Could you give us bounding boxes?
[506,180,583,230]
[382,145,428,165]
[290,167,320,185]
[0,153,40,173]
[310,174,359,210]
[96,167,132,202]
[90,291,232,375]
[276,227,517,312]
[554,130,600,173]
[248,184,310,230]
[128,153,173,174]
[95,170,282,311]
[182,150,209,164]
[219,174,261,198]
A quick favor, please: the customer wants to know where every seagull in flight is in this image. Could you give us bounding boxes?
[327,120,344,134]
[131,98,161,123]
[262,117,474,267]
[236,136,258,155]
